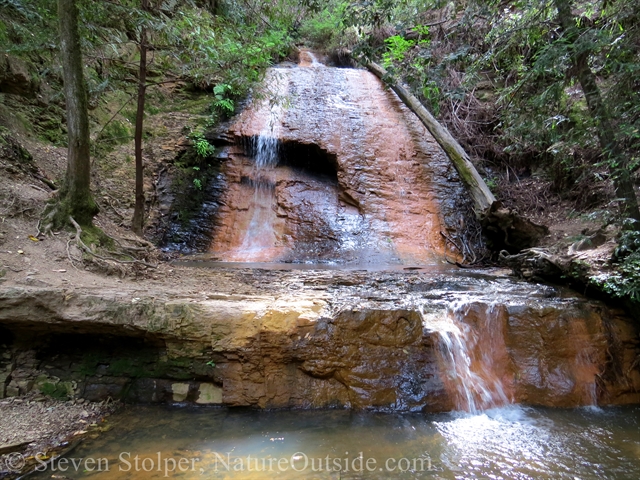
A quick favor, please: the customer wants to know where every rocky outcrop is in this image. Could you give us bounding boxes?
[207,54,479,264]
[0,273,638,411]
[0,55,38,97]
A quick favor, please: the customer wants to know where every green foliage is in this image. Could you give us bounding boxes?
[485,176,498,192]
[476,0,640,203]
[592,257,640,302]
[613,230,640,262]
[0,0,57,58]
[382,35,414,68]
[211,83,235,118]
[188,131,215,159]
[298,4,346,48]
[422,80,441,116]
[172,5,293,98]
[592,231,640,302]
[344,0,395,29]
[1,0,295,160]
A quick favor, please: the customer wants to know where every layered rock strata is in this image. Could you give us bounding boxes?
[1,271,638,410]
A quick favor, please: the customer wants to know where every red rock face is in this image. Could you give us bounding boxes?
[0,276,638,410]
[209,51,471,264]
[430,301,620,411]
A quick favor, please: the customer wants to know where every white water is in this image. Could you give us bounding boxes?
[306,51,323,68]
[424,302,512,413]
[236,73,288,259]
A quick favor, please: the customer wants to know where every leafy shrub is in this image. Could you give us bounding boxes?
[382,35,414,68]
[592,231,640,302]
[211,83,235,118]
[189,132,215,159]
[299,7,342,47]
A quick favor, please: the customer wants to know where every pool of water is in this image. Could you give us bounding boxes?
[31,406,640,479]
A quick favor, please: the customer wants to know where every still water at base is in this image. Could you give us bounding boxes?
[32,406,640,479]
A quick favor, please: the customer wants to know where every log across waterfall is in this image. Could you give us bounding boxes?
[208,50,479,264]
[364,61,496,215]
[362,60,549,253]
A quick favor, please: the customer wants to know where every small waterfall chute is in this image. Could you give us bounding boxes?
[425,302,513,413]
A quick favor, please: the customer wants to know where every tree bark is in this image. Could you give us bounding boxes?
[58,0,98,226]
[555,0,640,224]
[131,0,149,236]
[365,61,496,215]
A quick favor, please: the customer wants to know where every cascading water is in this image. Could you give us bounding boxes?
[418,290,605,413]
[229,73,288,261]
[431,303,512,413]
[237,137,280,258]
[209,48,472,265]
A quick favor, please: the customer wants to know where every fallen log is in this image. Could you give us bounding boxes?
[499,248,570,281]
[365,61,496,214]
[363,60,549,252]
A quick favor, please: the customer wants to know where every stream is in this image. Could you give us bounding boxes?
[31,405,640,479]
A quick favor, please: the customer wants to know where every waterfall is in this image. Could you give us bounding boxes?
[426,302,513,414]
[233,75,287,260]
[209,48,468,264]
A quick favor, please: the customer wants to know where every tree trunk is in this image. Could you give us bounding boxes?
[555,0,640,224]
[366,61,496,214]
[57,0,98,226]
[131,0,149,236]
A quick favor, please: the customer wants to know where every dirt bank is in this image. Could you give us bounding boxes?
[0,394,119,478]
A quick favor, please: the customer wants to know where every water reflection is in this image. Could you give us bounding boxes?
[31,406,640,479]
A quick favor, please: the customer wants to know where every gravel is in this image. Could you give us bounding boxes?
[0,393,118,476]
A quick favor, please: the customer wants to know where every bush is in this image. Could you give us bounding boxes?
[591,231,640,302]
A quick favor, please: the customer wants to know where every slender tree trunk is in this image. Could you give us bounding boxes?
[57,0,98,226]
[555,0,640,224]
[131,0,149,236]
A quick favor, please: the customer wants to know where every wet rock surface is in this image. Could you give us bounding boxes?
[0,268,638,411]
[208,51,478,264]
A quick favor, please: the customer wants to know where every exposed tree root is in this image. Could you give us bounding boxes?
[499,247,572,281]
[440,231,480,267]
[68,216,157,269]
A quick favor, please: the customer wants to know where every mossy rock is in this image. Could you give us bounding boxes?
[0,126,36,172]
[36,115,66,146]
[0,55,39,97]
